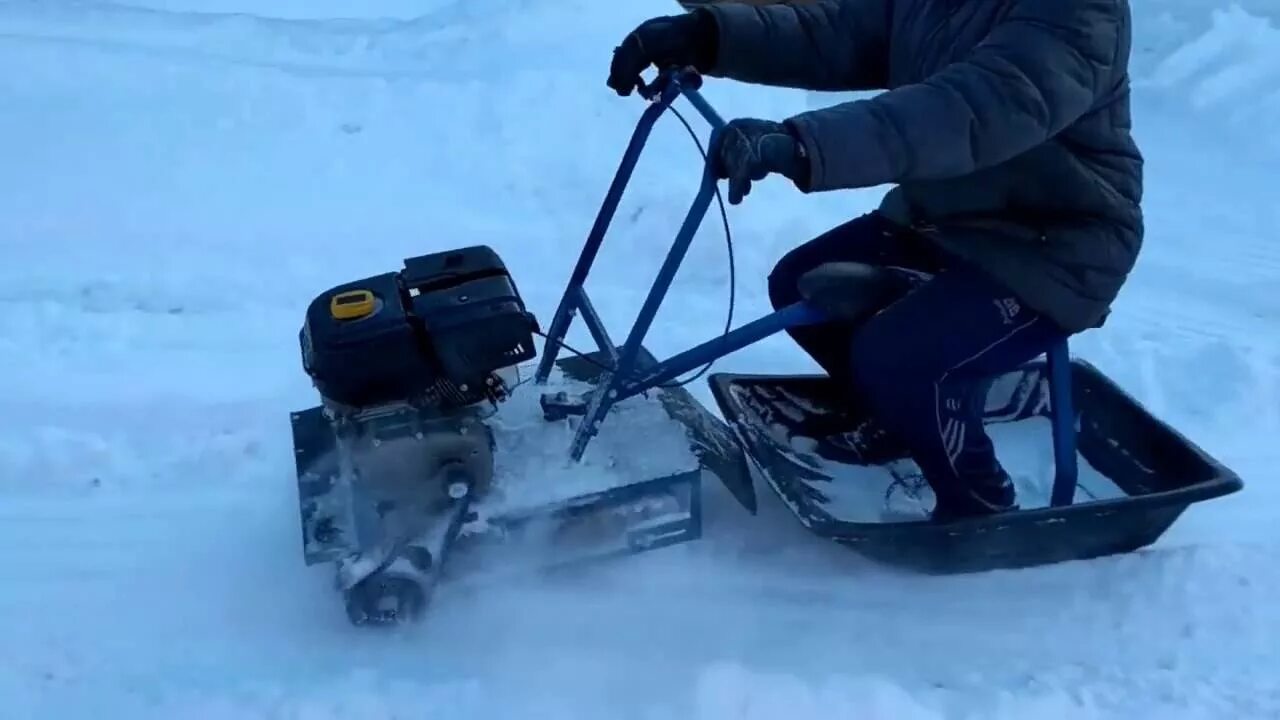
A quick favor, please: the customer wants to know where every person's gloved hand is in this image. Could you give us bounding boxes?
[607,11,717,96]
[711,118,809,205]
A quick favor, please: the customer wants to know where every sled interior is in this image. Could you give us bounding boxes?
[708,352,1244,573]
[291,345,745,583]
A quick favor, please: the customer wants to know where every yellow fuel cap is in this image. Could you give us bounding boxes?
[330,290,376,320]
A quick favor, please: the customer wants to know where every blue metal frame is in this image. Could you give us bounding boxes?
[534,68,1082,508]
[1046,338,1079,506]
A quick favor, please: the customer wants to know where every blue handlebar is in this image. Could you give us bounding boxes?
[532,66,731,400]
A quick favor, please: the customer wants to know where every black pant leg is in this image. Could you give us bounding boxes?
[847,265,1070,517]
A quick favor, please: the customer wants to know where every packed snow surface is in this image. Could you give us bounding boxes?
[2,0,1278,718]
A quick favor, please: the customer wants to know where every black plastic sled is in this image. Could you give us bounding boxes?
[708,352,1244,573]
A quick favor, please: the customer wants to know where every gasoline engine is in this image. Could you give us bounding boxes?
[292,245,538,625]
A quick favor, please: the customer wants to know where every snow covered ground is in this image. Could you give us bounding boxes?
[1,0,1277,717]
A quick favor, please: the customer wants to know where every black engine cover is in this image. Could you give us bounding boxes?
[300,245,537,411]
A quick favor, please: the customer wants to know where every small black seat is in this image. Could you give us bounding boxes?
[796,262,903,322]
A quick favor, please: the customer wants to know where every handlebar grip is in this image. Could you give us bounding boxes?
[637,66,704,101]
[635,67,724,131]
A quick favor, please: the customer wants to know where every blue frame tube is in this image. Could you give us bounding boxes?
[573,286,618,364]
[607,160,719,384]
[1047,339,1079,506]
[533,82,681,384]
[619,302,824,397]
[681,87,727,130]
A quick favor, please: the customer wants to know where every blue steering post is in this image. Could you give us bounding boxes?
[532,68,828,461]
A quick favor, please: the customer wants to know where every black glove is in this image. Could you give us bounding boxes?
[608,11,718,96]
[711,118,809,205]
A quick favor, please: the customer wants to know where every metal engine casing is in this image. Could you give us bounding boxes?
[292,398,496,568]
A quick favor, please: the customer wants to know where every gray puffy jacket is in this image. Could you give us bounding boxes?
[698,0,1143,332]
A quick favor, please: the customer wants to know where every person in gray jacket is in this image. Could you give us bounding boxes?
[607,0,1143,520]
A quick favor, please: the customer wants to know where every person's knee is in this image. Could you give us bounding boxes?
[767,249,807,311]
[767,212,897,312]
